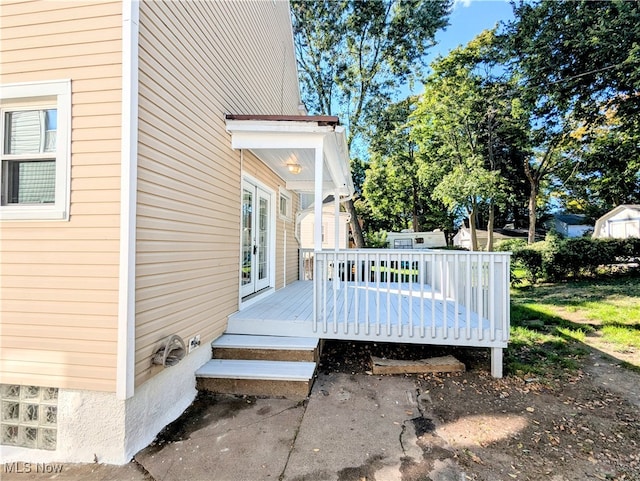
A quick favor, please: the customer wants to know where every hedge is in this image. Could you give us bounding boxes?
[496,235,640,283]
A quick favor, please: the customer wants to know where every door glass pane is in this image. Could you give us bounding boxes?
[258,196,268,280]
[241,188,253,286]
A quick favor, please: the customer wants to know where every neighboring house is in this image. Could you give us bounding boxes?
[453,227,527,250]
[593,205,640,239]
[298,196,351,249]
[387,231,447,249]
[0,0,352,465]
[551,213,593,238]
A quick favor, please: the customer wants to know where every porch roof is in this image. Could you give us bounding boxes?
[225,114,355,198]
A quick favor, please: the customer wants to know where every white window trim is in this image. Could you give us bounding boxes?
[1,79,71,221]
[278,187,292,221]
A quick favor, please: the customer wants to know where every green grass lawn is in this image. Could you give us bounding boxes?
[508,276,640,378]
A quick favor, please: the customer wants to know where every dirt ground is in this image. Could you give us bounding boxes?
[319,340,640,481]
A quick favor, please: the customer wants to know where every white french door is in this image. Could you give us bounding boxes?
[241,180,272,298]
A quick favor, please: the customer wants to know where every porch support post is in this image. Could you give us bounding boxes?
[313,145,324,332]
[334,193,340,250]
[314,147,324,252]
[491,347,503,378]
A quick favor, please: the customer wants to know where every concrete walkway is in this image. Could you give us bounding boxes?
[2,373,467,481]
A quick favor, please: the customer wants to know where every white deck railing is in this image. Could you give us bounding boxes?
[300,249,510,349]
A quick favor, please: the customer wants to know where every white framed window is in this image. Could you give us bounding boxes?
[1,80,71,221]
[278,187,292,220]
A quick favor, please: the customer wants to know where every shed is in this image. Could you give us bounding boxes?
[593,205,640,239]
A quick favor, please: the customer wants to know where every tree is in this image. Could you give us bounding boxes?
[412,30,525,251]
[555,123,640,217]
[507,0,640,130]
[290,0,451,247]
[363,97,452,233]
[503,0,640,242]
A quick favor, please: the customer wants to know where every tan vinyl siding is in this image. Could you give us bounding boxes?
[0,0,122,392]
[134,0,302,386]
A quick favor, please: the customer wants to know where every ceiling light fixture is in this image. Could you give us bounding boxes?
[286,160,302,175]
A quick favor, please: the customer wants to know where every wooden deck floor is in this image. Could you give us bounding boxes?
[231,281,315,323]
[227,280,495,344]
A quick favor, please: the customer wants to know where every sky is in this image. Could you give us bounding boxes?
[426,0,515,66]
[399,0,514,97]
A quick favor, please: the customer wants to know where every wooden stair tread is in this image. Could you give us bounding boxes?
[212,334,319,351]
[196,359,316,381]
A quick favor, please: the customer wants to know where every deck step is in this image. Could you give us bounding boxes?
[211,334,320,362]
[197,359,316,380]
[196,359,316,400]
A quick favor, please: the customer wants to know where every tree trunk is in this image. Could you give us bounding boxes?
[412,181,420,232]
[469,202,479,251]
[345,198,365,247]
[486,201,495,252]
[528,182,538,244]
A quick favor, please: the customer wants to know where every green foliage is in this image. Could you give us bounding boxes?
[411,29,531,248]
[507,0,640,128]
[512,248,544,284]
[291,0,451,149]
[506,324,586,378]
[601,325,640,351]
[554,123,640,216]
[494,238,527,252]
[508,236,640,283]
[363,97,453,232]
[501,0,640,237]
[364,229,388,248]
[510,277,640,373]
[291,0,451,247]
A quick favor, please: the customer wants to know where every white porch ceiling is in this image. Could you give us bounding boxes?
[225,116,355,197]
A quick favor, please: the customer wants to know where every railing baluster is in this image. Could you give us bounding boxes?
[375,251,381,336]
[397,251,403,338]
[442,254,451,339]
[313,252,318,333]
[431,253,436,339]
[364,252,370,336]
[419,253,425,338]
[476,253,484,341]
[487,256,497,341]
[503,255,510,342]
[386,251,391,336]
[344,251,350,334]
[408,252,414,338]
[465,255,472,341]
[332,254,340,334]
[454,254,459,340]
[353,251,359,335]
[322,254,328,334]
[305,249,509,355]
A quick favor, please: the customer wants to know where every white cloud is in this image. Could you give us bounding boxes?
[453,0,473,8]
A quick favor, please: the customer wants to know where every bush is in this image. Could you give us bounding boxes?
[495,238,527,252]
[508,235,638,283]
[365,230,388,248]
[614,237,640,261]
[512,248,544,284]
[551,237,615,279]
